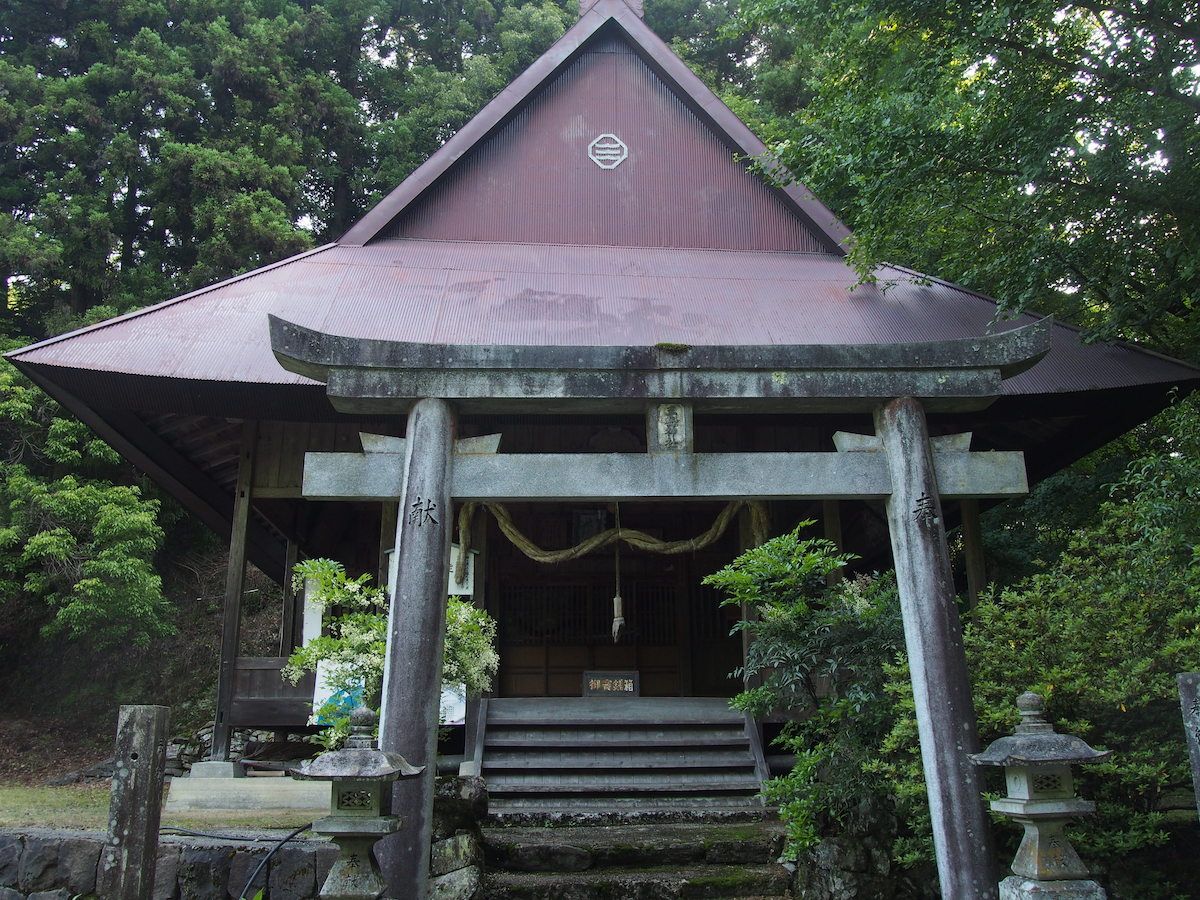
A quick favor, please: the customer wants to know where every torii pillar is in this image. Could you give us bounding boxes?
[375,398,456,896]
[877,396,996,898]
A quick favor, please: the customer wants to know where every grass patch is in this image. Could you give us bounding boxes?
[0,783,110,829]
[0,783,314,832]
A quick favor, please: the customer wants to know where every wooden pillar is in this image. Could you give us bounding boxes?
[98,705,170,899]
[378,501,399,587]
[823,499,844,584]
[377,399,455,897]
[211,420,257,762]
[278,539,299,656]
[875,397,995,899]
[961,499,986,609]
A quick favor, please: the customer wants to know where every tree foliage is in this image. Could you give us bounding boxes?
[731,0,1200,356]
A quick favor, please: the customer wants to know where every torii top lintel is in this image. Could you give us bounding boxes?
[268,314,1052,415]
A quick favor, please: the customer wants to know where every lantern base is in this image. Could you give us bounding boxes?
[1000,876,1107,899]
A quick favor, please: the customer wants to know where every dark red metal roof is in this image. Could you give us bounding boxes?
[10,240,1196,403]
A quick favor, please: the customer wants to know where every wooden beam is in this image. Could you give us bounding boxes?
[961,499,986,609]
[211,420,257,762]
[303,449,1029,502]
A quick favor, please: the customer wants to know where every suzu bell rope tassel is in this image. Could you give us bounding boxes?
[611,503,624,643]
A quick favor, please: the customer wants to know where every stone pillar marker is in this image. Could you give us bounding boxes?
[376,397,456,897]
[98,705,170,900]
[875,396,996,899]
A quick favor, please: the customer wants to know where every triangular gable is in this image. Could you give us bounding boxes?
[341,0,851,252]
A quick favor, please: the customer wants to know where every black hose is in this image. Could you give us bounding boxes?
[237,822,313,900]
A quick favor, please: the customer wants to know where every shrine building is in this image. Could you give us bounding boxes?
[8,0,1199,895]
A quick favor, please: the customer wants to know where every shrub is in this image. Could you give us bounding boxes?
[283,558,498,748]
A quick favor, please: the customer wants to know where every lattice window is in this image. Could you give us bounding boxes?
[1032,773,1064,794]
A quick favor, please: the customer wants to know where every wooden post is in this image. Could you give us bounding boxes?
[211,420,257,761]
[823,499,844,584]
[278,539,299,656]
[875,397,996,899]
[377,399,455,897]
[98,705,170,900]
[961,499,986,609]
[378,501,399,587]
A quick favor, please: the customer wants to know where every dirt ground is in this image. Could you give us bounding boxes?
[0,716,112,786]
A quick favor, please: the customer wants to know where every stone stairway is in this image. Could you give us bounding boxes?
[481,821,793,898]
[478,698,769,820]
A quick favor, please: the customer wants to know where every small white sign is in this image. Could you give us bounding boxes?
[588,133,628,169]
[383,544,476,595]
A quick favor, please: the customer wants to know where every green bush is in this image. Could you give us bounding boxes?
[711,402,1200,896]
[283,558,499,749]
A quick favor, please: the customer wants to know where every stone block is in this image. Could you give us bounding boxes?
[17,837,58,894]
[0,887,22,900]
[505,843,592,873]
[153,844,181,900]
[432,777,487,840]
[431,832,482,877]
[28,890,71,900]
[1000,876,1107,899]
[0,835,19,887]
[429,864,481,900]
[178,846,233,900]
[188,761,242,779]
[58,837,101,894]
[312,843,338,889]
[227,848,269,899]
[267,847,317,900]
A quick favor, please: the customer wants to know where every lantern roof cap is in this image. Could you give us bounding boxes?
[290,707,423,781]
[972,693,1111,768]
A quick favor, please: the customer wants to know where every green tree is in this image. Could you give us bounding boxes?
[732,0,1200,357]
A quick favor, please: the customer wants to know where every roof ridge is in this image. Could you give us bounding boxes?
[5,244,338,361]
[339,0,850,252]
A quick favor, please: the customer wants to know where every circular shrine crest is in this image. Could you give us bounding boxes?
[588,133,628,169]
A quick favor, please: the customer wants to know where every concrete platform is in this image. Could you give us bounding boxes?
[165,774,327,813]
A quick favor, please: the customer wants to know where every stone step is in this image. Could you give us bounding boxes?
[483,750,756,770]
[486,773,762,795]
[487,698,744,727]
[484,822,784,872]
[483,863,791,898]
[486,796,770,826]
[485,728,748,746]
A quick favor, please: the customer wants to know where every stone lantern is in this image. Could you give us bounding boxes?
[972,692,1111,899]
[291,706,423,900]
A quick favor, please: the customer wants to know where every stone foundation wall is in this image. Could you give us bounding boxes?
[0,776,488,900]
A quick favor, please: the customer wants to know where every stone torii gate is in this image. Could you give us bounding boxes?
[271,314,1052,899]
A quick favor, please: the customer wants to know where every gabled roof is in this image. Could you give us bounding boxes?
[341,0,852,252]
